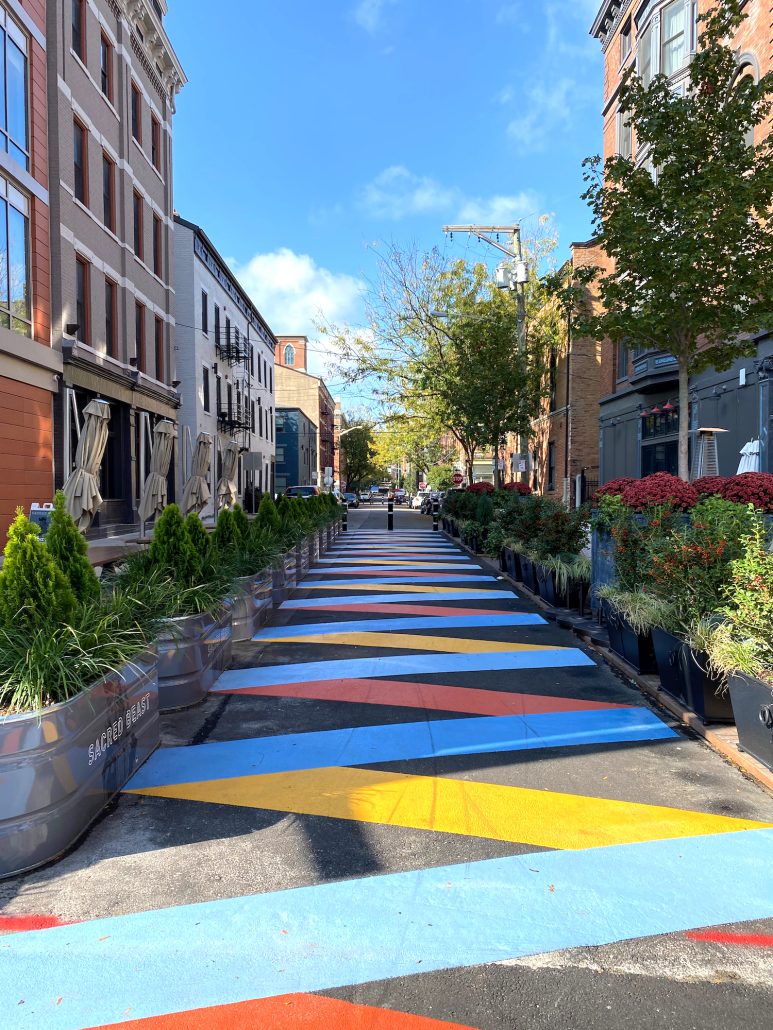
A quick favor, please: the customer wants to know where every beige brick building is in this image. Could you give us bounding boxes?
[275,335,335,489]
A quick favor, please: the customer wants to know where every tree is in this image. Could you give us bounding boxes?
[184,512,211,564]
[567,0,773,481]
[46,491,100,605]
[426,464,455,491]
[338,420,380,490]
[327,229,561,487]
[148,504,199,585]
[0,509,76,628]
[256,493,281,535]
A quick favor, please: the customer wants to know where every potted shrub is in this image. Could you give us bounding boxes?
[0,499,161,878]
[707,514,773,768]
[227,503,280,641]
[597,588,660,674]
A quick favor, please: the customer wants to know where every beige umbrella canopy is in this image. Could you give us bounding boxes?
[138,420,176,523]
[62,399,111,532]
[217,439,239,509]
[181,432,212,515]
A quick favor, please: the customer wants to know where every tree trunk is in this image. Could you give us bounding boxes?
[493,442,501,490]
[678,357,690,482]
[465,445,475,484]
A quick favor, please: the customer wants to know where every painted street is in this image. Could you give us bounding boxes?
[1,509,773,1029]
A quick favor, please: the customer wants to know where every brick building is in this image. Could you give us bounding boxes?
[49,0,185,530]
[275,334,335,489]
[590,0,772,482]
[0,0,59,541]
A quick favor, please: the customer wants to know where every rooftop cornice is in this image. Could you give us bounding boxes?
[590,0,635,52]
[120,0,186,105]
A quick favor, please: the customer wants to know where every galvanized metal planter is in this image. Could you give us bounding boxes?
[155,603,232,713]
[729,674,773,771]
[0,648,159,879]
[230,571,272,642]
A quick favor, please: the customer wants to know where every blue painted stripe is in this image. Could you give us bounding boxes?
[301,575,497,586]
[281,590,517,608]
[313,562,477,569]
[253,613,547,640]
[215,649,596,688]
[3,830,771,1030]
[126,706,672,791]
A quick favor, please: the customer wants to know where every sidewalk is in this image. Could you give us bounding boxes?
[1,509,772,1030]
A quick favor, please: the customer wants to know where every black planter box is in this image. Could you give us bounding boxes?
[498,548,507,573]
[450,519,459,537]
[681,648,734,724]
[504,547,520,581]
[652,627,689,705]
[601,601,658,674]
[728,673,773,770]
[535,566,584,611]
[519,555,538,592]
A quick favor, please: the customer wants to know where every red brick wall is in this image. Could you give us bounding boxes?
[0,376,53,542]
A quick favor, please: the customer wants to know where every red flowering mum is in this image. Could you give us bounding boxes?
[719,473,773,512]
[502,482,532,494]
[467,481,495,494]
[594,477,636,500]
[621,473,699,512]
[692,476,729,497]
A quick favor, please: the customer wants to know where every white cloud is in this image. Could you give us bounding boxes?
[231,248,366,377]
[358,165,539,223]
[352,0,397,34]
[507,77,578,151]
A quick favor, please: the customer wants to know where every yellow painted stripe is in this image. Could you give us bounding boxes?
[265,631,563,654]
[132,766,771,850]
[299,583,491,594]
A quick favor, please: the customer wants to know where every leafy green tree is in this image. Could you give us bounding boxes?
[0,509,76,628]
[565,0,773,480]
[45,491,100,604]
[184,512,211,564]
[427,464,455,491]
[231,503,250,543]
[148,504,199,584]
[339,421,381,490]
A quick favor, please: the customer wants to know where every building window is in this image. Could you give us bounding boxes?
[71,0,85,61]
[548,348,557,412]
[270,406,273,441]
[225,316,231,347]
[131,82,142,143]
[617,338,629,381]
[642,407,679,439]
[547,441,556,492]
[135,301,145,371]
[251,401,255,433]
[620,18,632,63]
[216,374,222,414]
[102,152,115,231]
[214,304,220,345]
[151,115,161,170]
[250,345,255,377]
[133,190,143,258]
[0,14,29,171]
[73,118,88,204]
[662,0,687,78]
[104,277,116,357]
[638,20,653,86]
[201,290,208,334]
[100,34,113,102]
[618,110,633,159]
[153,214,162,276]
[258,402,263,437]
[269,367,273,394]
[154,316,164,382]
[283,343,295,365]
[257,350,262,383]
[75,255,90,345]
[202,366,210,413]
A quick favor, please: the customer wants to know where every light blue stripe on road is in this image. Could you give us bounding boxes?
[126,707,672,790]
[254,613,546,640]
[282,590,517,608]
[313,562,476,569]
[3,830,771,1030]
[301,575,497,586]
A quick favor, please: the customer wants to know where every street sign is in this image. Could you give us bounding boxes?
[418,481,426,490]
[452,472,463,485]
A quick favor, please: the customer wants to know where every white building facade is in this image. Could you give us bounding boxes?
[174,216,276,515]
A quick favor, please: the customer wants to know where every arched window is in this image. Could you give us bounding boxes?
[283,344,295,366]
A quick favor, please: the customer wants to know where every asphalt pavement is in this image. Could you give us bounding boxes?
[1,506,772,1030]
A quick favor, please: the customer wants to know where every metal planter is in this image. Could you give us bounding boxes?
[651,627,688,704]
[518,554,538,593]
[728,673,773,770]
[0,648,159,879]
[681,647,733,724]
[230,571,272,641]
[601,601,657,675]
[155,604,232,713]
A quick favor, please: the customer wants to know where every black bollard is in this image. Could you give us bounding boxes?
[432,499,439,531]
[342,503,348,532]
[387,499,394,531]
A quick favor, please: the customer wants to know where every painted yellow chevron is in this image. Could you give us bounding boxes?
[264,630,563,654]
[131,765,771,850]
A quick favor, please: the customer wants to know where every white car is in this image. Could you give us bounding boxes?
[411,491,428,509]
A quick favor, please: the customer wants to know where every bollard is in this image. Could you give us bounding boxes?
[432,499,439,531]
[387,499,394,531]
[342,503,348,532]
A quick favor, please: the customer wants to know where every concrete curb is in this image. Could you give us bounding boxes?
[447,532,773,798]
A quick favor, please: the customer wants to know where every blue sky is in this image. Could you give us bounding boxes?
[166,0,603,388]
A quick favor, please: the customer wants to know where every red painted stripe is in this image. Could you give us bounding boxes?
[0,914,71,934]
[216,677,626,716]
[686,930,773,947]
[302,604,515,616]
[87,992,478,1029]
[314,570,462,578]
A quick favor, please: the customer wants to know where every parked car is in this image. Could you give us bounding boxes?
[359,491,371,502]
[412,491,428,509]
[394,489,407,504]
[343,491,359,508]
[285,485,319,498]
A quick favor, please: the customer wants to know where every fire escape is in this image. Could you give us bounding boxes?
[216,327,252,450]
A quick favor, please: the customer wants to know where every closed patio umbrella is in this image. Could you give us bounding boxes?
[181,432,212,514]
[62,398,111,532]
[736,439,761,474]
[217,439,239,509]
[138,420,176,523]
